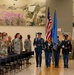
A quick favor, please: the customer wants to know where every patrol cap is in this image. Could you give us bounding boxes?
[37,32,42,35]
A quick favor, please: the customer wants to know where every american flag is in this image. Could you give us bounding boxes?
[46,8,52,41]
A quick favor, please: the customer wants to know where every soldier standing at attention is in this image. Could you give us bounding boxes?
[0,32,2,40]
[13,33,21,54]
[24,34,32,64]
[61,34,72,68]
[19,35,23,52]
[24,34,32,52]
[0,32,2,51]
[33,32,44,67]
[0,33,8,57]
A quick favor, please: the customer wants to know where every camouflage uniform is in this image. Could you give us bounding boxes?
[24,39,31,52]
[0,41,8,58]
[13,38,21,54]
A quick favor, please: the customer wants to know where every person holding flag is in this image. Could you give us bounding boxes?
[44,37,53,67]
[44,8,53,67]
[52,10,61,68]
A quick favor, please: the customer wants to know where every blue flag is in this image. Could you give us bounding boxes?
[52,10,58,49]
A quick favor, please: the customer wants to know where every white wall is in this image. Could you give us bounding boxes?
[0,26,45,51]
[47,0,73,34]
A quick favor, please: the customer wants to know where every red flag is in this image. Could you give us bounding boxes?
[46,8,52,41]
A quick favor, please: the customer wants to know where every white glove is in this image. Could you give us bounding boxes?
[34,46,37,48]
[69,52,71,54]
[62,45,64,48]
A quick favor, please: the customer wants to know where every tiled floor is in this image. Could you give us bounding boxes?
[15,57,74,75]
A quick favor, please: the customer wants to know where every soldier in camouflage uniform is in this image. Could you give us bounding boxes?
[20,35,23,52]
[13,33,21,54]
[24,34,32,64]
[0,34,8,58]
[0,32,2,50]
[24,34,32,52]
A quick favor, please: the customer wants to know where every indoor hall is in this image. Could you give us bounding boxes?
[0,0,74,75]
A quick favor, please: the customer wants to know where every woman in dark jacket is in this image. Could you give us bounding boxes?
[44,39,53,67]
